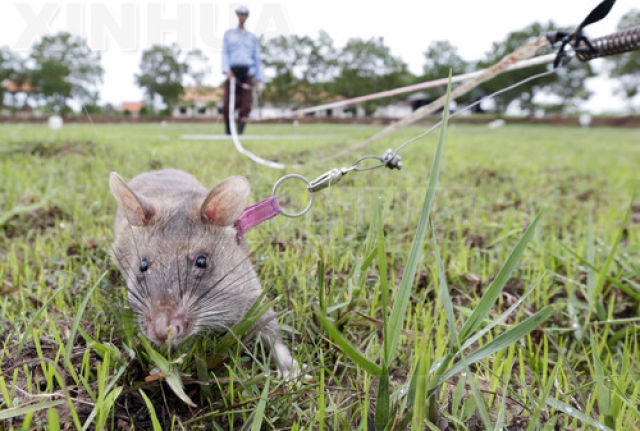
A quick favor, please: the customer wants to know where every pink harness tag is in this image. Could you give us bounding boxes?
[235,196,282,243]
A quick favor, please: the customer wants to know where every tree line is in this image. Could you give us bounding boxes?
[0,33,103,114]
[0,9,638,116]
[261,12,639,115]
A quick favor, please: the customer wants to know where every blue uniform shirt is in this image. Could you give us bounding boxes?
[222,28,263,82]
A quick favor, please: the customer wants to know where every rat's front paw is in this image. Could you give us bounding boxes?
[277,360,311,381]
[272,339,311,381]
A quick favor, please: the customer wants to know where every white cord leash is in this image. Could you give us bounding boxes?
[228,77,285,170]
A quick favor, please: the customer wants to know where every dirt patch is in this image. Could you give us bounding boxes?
[1,205,69,239]
[576,189,594,202]
[493,191,522,212]
[466,168,510,186]
[464,233,487,249]
[415,268,431,290]
[0,280,18,295]
[271,238,293,253]
[148,159,163,170]
[1,140,95,158]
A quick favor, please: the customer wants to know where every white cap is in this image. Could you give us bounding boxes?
[235,6,249,14]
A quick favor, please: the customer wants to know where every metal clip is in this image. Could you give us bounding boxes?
[308,167,354,192]
[382,149,403,170]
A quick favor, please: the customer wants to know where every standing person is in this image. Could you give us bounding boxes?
[222,6,263,135]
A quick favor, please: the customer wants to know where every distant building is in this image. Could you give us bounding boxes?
[258,86,419,120]
[372,100,412,119]
[165,85,431,121]
[404,92,457,115]
[173,86,223,119]
[2,79,38,94]
[120,102,145,118]
[258,93,368,120]
[309,95,367,119]
[1,79,40,117]
[406,92,432,111]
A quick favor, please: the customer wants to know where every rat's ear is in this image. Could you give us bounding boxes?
[201,176,250,226]
[109,172,154,226]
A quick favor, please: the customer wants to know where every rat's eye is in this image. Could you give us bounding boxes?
[139,258,150,273]
[195,255,207,269]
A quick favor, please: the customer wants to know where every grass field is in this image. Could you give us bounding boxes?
[1,121,639,430]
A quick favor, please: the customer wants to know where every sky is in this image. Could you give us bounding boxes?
[1,0,637,113]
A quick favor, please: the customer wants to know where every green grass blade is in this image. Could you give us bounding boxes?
[546,398,612,431]
[611,386,640,423]
[65,271,108,367]
[47,408,60,431]
[466,366,492,430]
[99,386,123,429]
[376,200,390,364]
[458,212,541,343]
[374,364,390,431]
[493,359,513,431]
[557,243,640,300]
[586,212,596,309]
[410,351,429,430]
[212,297,272,356]
[81,360,130,431]
[592,201,633,320]
[526,362,560,431]
[387,75,452,363]
[0,400,64,421]
[452,372,466,417]
[208,292,272,368]
[250,378,270,431]
[139,337,196,407]
[440,306,553,384]
[461,276,542,351]
[139,336,171,373]
[18,284,66,355]
[316,312,382,376]
[139,389,163,431]
[432,225,458,347]
[166,373,197,407]
[590,337,612,424]
[317,253,326,313]
[353,201,383,293]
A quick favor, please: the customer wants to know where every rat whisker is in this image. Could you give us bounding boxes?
[108,245,143,292]
[190,255,254,305]
[111,246,155,308]
[123,224,153,297]
[181,220,194,299]
[193,273,256,310]
[175,247,184,300]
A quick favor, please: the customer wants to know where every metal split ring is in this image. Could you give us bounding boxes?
[272,174,314,218]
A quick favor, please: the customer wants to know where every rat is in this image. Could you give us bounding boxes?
[108,169,295,375]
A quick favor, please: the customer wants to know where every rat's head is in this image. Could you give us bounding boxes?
[109,172,255,347]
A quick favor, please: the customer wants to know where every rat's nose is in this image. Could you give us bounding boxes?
[150,311,187,345]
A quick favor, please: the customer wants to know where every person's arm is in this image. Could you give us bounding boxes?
[222,30,232,78]
[252,35,263,83]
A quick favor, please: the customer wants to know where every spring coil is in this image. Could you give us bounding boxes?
[576,26,640,61]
